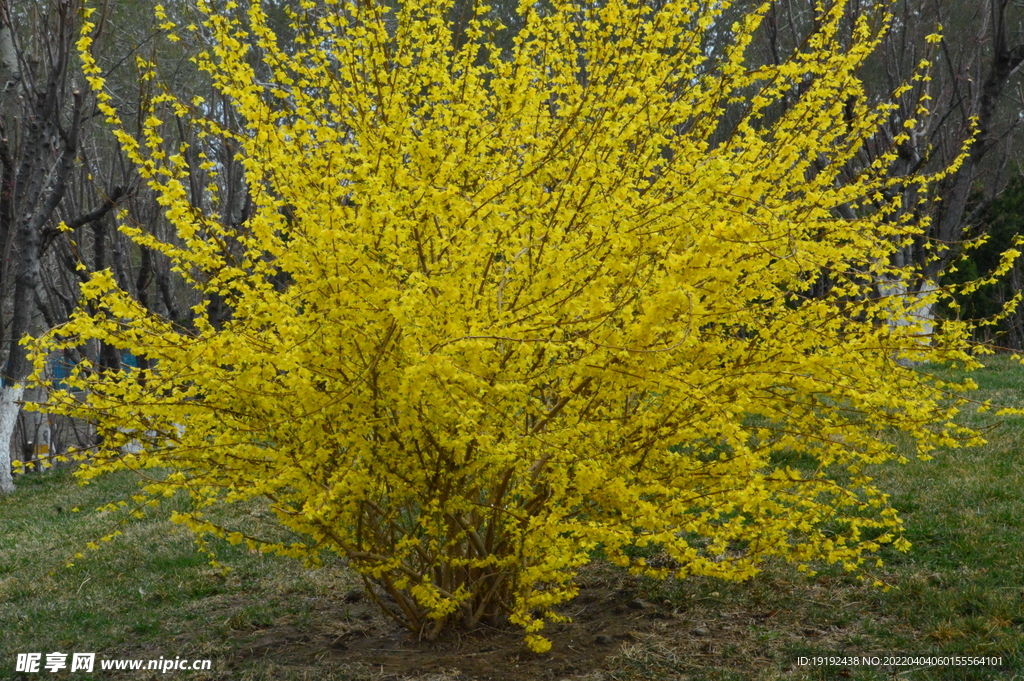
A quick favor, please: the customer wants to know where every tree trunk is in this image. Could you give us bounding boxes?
[0,384,23,492]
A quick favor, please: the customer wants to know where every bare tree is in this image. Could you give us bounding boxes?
[745,0,1024,333]
[0,0,130,491]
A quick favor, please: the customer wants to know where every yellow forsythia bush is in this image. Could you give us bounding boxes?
[30,0,1001,651]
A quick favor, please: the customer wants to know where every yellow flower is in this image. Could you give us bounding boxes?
[45,0,990,651]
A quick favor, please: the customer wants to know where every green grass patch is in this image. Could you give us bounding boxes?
[1,469,367,680]
[610,357,1024,680]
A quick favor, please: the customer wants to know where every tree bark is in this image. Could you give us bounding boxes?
[0,384,23,492]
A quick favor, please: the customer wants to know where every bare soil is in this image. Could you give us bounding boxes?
[130,563,894,681]
[228,583,668,680]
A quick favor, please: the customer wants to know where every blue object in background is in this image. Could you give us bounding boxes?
[44,350,147,390]
[51,353,75,390]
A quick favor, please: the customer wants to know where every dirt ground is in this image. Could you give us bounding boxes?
[231,583,675,680]
[186,565,875,681]
[91,552,922,681]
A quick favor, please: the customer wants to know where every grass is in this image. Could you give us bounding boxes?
[3,356,1024,679]
[606,355,1024,680]
[1,471,371,680]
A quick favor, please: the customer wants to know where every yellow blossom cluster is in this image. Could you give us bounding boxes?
[34,0,994,651]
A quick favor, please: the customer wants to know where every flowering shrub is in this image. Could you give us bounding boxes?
[32,0,1003,651]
